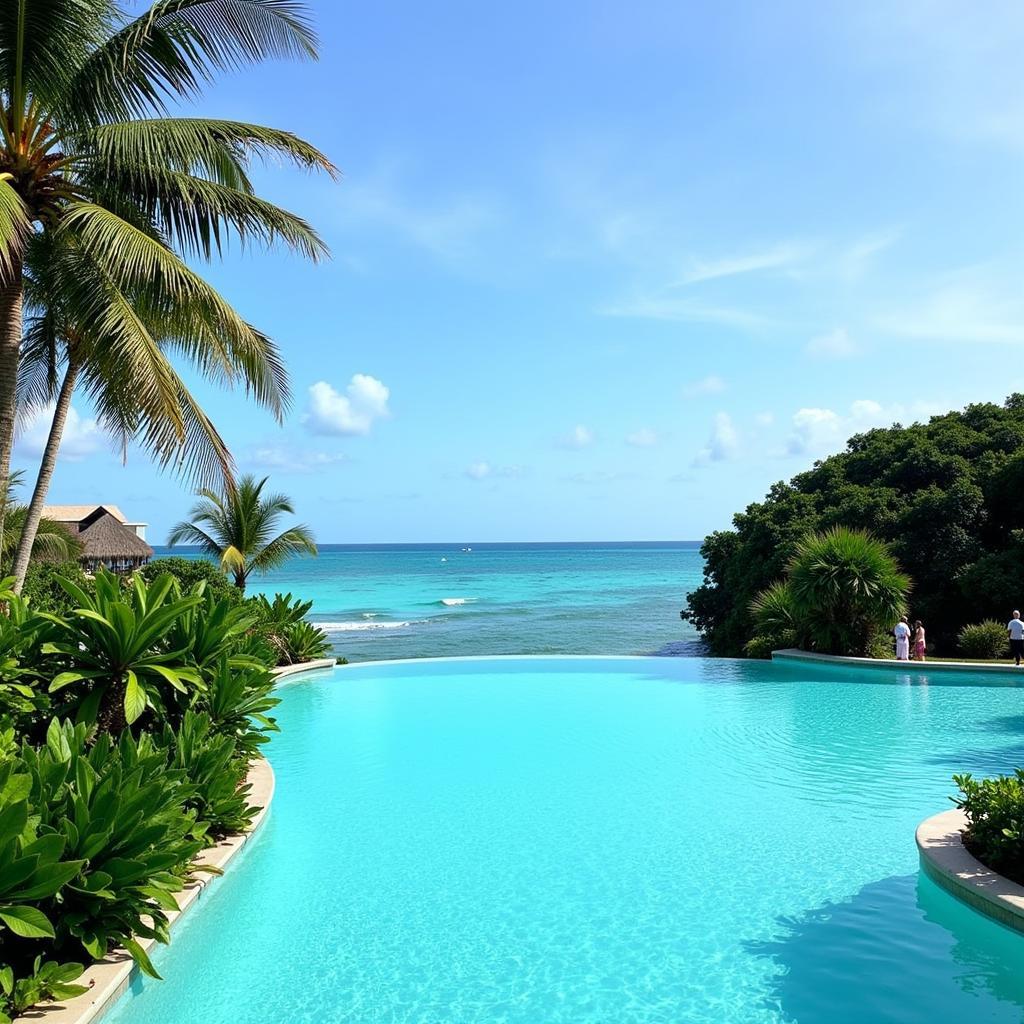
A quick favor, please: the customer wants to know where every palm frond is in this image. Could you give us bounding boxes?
[0,175,31,277]
[63,0,319,123]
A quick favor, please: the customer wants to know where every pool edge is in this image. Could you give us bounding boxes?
[25,758,276,1024]
[917,808,1024,935]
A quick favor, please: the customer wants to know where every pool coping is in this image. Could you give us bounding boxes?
[916,808,1024,934]
[22,757,275,1024]
[772,648,1024,675]
[271,657,337,680]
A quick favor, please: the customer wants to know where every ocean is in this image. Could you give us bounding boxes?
[152,542,705,662]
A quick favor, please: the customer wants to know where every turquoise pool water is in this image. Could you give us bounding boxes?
[107,657,1024,1023]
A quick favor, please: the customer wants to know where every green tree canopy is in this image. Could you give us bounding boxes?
[685,395,1024,655]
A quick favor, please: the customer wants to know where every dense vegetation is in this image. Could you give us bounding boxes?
[748,527,910,657]
[685,396,1024,656]
[0,569,291,1019]
[954,770,1024,885]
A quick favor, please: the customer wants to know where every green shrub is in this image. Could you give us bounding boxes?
[20,561,92,616]
[138,557,239,604]
[744,632,794,660]
[162,711,257,837]
[957,621,1009,660]
[281,620,332,663]
[199,656,279,762]
[45,571,204,733]
[953,769,1024,885]
[19,721,204,975]
[247,592,331,665]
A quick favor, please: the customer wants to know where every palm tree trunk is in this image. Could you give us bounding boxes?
[98,676,128,735]
[0,265,24,565]
[11,358,79,594]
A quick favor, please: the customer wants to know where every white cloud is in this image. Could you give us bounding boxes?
[464,462,525,481]
[693,412,739,465]
[806,327,860,359]
[783,399,930,457]
[626,427,658,447]
[17,404,102,462]
[247,443,349,474]
[303,375,391,437]
[558,424,594,449]
[676,242,811,285]
[684,375,726,397]
[601,296,771,330]
[837,229,900,282]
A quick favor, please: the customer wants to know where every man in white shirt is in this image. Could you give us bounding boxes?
[894,618,911,661]
[1008,611,1024,666]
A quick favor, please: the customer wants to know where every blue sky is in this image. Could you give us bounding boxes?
[14,0,1024,542]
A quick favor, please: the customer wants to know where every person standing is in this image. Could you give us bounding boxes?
[912,620,926,661]
[1008,611,1024,666]
[894,617,911,661]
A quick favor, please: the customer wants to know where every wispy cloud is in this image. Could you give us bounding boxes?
[246,444,349,475]
[874,266,1024,344]
[601,296,772,329]
[676,242,811,285]
[337,170,500,261]
[683,374,726,397]
[625,427,659,447]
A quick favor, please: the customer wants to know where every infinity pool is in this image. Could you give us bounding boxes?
[108,657,1024,1023]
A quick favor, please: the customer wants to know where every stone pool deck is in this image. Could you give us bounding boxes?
[917,808,1024,935]
[26,758,275,1024]
[772,648,1024,675]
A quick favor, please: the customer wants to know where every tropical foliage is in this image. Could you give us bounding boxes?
[685,396,1024,656]
[0,569,282,1020]
[169,476,318,591]
[957,621,1010,660]
[954,769,1024,886]
[0,472,79,569]
[0,0,337,591]
[747,528,910,657]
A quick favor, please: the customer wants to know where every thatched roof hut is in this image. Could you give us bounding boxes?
[43,505,153,572]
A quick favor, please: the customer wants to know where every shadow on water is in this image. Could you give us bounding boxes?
[927,714,1024,776]
[746,873,1024,1024]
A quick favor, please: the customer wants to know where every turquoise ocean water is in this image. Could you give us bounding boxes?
[107,656,1024,1024]
[154,542,705,661]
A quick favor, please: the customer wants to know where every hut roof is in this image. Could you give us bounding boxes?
[42,504,127,524]
[77,511,154,560]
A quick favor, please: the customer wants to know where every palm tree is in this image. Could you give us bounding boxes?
[0,1,335,563]
[786,526,911,656]
[0,470,80,568]
[168,475,317,591]
[8,229,284,593]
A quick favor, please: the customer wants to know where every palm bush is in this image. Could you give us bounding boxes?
[786,527,911,656]
[746,579,801,658]
[957,621,1009,660]
[169,476,317,591]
